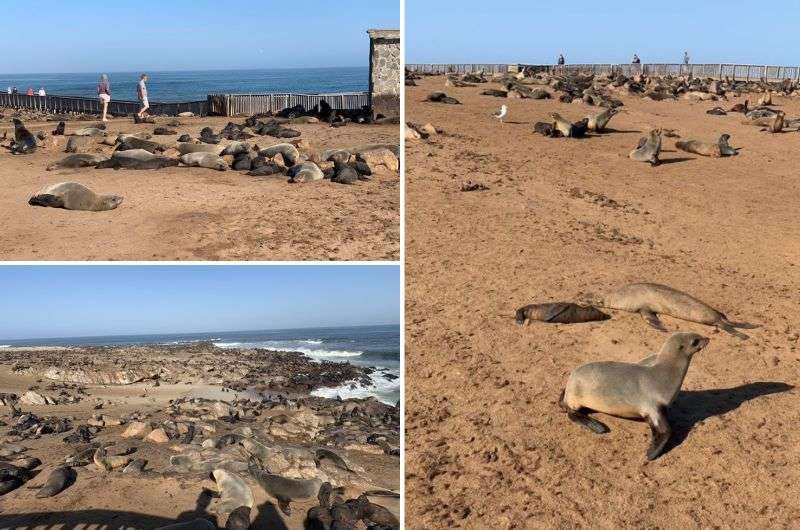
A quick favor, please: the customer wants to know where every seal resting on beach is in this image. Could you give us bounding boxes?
[47,154,109,170]
[29,182,123,211]
[211,469,254,516]
[72,126,106,137]
[180,152,228,171]
[559,332,709,460]
[10,118,37,154]
[115,136,166,153]
[629,129,661,165]
[259,143,300,166]
[580,282,755,338]
[515,303,610,325]
[177,142,224,156]
[52,121,65,135]
[96,149,179,170]
[288,162,324,183]
[35,466,76,498]
[425,92,460,104]
[675,139,722,157]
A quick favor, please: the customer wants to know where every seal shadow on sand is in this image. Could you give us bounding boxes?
[664,381,795,456]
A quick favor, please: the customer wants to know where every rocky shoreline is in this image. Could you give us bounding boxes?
[0,342,399,528]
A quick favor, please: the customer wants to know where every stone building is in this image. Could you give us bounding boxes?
[367,29,400,119]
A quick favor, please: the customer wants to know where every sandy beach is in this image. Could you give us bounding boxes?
[405,75,800,528]
[0,114,399,261]
[0,342,400,528]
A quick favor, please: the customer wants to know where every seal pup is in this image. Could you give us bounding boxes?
[35,466,76,497]
[29,182,123,211]
[288,162,324,183]
[225,506,251,530]
[247,455,322,516]
[628,129,661,165]
[515,303,610,325]
[47,154,109,170]
[492,105,508,123]
[675,139,722,157]
[705,107,727,116]
[580,282,755,338]
[52,121,66,135]
[180,152,228,171]
[72,126,106,137]
[717,134,738,156]
[758,91,773,106]
[177,142,224,156]
[728,99,748,113]
[549,112,573,137]
[586,107,620,132]
[259,143,299,166]
[10,118,36,154]
[115,136,166,154]
[533,121,556,137]
[211,469,254,517]
[425,92,460,104]
[559,332,709,460]
[766,110,784,133]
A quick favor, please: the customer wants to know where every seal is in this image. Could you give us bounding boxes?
[10,118,37,154]
[65,135,93,153]
[155,520,215,530]
[221,141,250,156]
[153,126,177,135]
[177,142,224,156]
[533,122,556,137]
[35,466,76,498]
[718,134,738,156]
[628,129,661,165]
[288,162,324,183]
[115,136,166,154]
[248,455,322,516]
[97,149,179,170]
[580,282,755,338]
[259,143,300,166]
[72,126,107,137]
[52,121,66,136]
[29,182,123,212]
[728,99,748,113]
[586,107,620,132]
[354,495,400,530]
[225,506,251,530]
[47,154,109,170]
[559,332,709,460]
[180,152,228,171]
[549,112,573,137]
[675,139,722,157]
[211,469,254,516]
[93,447,132,471]
[515,303,610,325]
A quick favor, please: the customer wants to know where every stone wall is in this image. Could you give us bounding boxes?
[368,29,400,119]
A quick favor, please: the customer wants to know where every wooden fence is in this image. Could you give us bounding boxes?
[208,92,370,116]
[0,91,369,117]
[406,63,800,82]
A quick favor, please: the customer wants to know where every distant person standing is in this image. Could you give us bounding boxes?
[98,74,111,122]
[26,87,34,96]
[557,53,565,65]
[632,54,641,64]
[11,86,18,95]
[38,87,46,97]
[6,86,10,95]
[683,51,690,65]
[137,74,150,118]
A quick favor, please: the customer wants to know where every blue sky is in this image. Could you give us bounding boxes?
[407,1,800,65]
[2,0,398,73]
[0,266,400,340]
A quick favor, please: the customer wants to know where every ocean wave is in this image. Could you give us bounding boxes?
[0,345,9,348]
[213,341,362,358]
[160,338,221,345]
[311,368,400,405]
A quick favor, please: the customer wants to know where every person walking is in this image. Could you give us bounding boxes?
[137,74,150,119]
[98,74,111,122]
[38,87,46,97]
[26,87,34,96]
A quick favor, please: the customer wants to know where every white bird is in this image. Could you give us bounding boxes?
[492,104,508,123]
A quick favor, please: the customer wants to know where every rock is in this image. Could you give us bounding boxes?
[121,421,152,439]
[145,428,170,444]
[19,390,51,406]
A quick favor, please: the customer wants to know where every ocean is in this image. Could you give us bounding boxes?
[0,324,400,404]
[0,67,368,103]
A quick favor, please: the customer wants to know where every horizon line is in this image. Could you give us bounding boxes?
[0,322,400,344]
[0,65,367,77]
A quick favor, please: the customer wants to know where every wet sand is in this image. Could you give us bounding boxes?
[0,115,399,261]
[405,75,800,529]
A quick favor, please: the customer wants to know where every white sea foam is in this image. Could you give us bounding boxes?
[311,368,400,405]
[213,340,362,358]
[0,345,10,348]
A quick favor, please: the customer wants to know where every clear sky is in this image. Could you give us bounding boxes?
[2,0,398,74]
[0,266,400,340]
[407,1,800,65]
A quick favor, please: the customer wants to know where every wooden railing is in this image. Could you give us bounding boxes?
[208,92,370,116]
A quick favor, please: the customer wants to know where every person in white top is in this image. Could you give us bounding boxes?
[137,74,150,118]
[38,87,46,97]
[6,87,10,95]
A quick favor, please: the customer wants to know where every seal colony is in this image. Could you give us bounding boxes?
[0,342,400,528]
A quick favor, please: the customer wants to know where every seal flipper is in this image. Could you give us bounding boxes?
[29,194,64,208]
[543,303,571,322]
[645,406,671,460]
[276,496,292,516]
[640,309,666,331]
[567,410,610,434]
[717,321,749,339]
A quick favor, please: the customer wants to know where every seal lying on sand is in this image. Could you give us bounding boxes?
[72,126,106,137]
[177,142,224,156]
[560,332,709,460]
[29,182,123,211]
[211,469,254,516]
[425,92,460,104]
[35,466,76,498]
[288,162,324,183]
[248,456,322,516]
[580,282,755,338]
[515,303,610,325]
[97,149,179,170]
[629,129,661,165]
[10,118,37,154]
[260,143,299,166]
[675,139,722,157]
[47,154,109,170]
[180,152,227,171]
[115,136,166,154]
[728,99,748,113]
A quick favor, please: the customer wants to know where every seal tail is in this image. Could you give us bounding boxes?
[28,194,63,208]
[514,307,527,325]
[717,316,758,339]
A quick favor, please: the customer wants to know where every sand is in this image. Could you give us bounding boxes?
[405,75,800,529]
[0,344,400,528]
[0,115,399,261]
